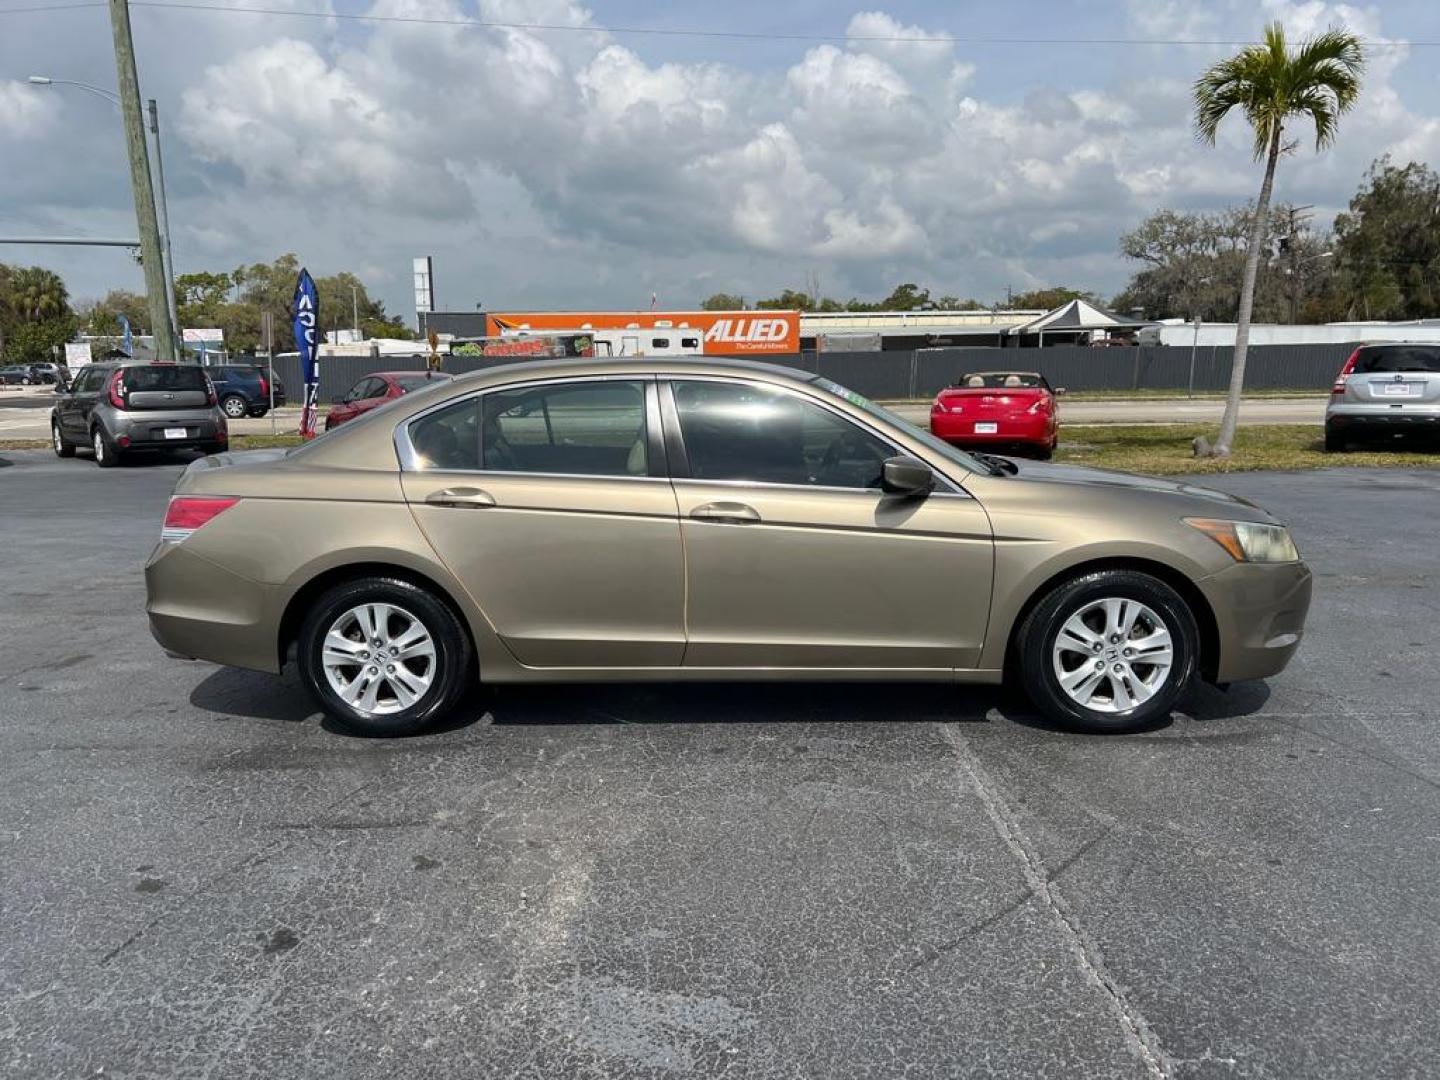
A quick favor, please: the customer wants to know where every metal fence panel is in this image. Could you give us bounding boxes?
[252,341,1357,408]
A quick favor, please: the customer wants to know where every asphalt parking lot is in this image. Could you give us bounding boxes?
[2,449,1438,1079]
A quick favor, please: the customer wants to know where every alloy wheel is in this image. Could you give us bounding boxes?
[1051,597,1174,714]
[320,602,437,716]
[93,431,104,463]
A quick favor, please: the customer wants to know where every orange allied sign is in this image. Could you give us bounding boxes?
[485,310,800,354]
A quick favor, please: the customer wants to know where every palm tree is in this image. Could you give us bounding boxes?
[10,266,70,323]
[1194,22,1363,456]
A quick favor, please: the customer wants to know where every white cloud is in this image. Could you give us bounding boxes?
[2,0,1438,311]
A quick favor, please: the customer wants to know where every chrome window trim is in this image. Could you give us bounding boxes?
[661,373,969,497]
[395,373,656,476]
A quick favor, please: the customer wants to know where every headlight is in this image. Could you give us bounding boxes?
[1185,518,1300,563]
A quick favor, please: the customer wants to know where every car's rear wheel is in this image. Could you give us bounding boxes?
[1324,427,1347,453]
[92,427,121,468]
[297,577,473,736]
[1033,444,1054,461]
[1016,569,1198,733]
[220,394,248,419]
[52,423,75,458]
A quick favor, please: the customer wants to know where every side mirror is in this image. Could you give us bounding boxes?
[881,455,934,497]
[1054,386,1067,396]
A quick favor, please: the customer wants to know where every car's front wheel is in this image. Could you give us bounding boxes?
[1016,569,1198,733]
[296,577,473,736]
[52,423,75,458]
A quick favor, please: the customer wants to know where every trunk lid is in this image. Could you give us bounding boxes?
[938,387,1044,416]
[1343,345,1440,405]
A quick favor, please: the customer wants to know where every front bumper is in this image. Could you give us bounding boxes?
[1198,560,1313,683]
[145,541,281,673]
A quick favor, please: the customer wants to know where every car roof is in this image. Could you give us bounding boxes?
[380,370,453,378]
[448,355,819,388]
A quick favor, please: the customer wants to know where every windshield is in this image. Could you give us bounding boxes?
[954,372,1045,389]
[812,376,985,477]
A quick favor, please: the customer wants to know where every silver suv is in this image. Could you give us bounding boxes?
[1326,343,1440,451]
[51,361,228,467]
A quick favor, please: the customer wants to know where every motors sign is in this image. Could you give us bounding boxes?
[484,310,800,355]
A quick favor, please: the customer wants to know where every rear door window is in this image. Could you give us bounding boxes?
[1355,346,1440,374]
[483,380,650,477]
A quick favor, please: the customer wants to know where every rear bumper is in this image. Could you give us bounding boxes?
[1198,560,1313,683]
[113,413,228,449]
[145,541,280,673]
[931,413,1054,446]
[1326,407,1440,433]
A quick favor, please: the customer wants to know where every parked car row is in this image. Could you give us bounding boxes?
[0,362,67,386]
[925,344,1440,457]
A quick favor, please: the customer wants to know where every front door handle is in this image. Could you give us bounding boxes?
[690,501,760,524]
[426,487,496,509]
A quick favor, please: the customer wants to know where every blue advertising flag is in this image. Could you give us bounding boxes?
[293,268,320,438]
[119,314,133,357]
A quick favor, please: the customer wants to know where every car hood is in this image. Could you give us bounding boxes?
[970,458,1278,522]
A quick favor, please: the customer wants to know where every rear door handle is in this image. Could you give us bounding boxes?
[425,487,496,509]
[690,501,760,524]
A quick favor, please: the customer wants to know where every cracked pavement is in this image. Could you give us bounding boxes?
[1,449,1438,1078]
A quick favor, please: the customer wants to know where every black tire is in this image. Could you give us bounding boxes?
[52,423,76,458]
[92,427,121,468]
[200,442,226,456]
[1016,569,1199,734]
[1033,444,1054,461]
[297,577,473,736]
[247,406,269,418]
[220,394,249,420]
[1324,428,1347,453]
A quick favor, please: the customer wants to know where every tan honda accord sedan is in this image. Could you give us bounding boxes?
[146,358,1312,736]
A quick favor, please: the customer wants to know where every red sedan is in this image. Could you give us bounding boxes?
[324,371,453,431]
[930,371,1062,459]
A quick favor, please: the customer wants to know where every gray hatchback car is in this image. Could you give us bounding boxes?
[1326,343,1440,451]
[51,361,228,467]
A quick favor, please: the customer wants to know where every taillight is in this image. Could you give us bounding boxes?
[1332,349,1359,395]
[932,401,947,413]
[258,373,269,400]
[108,369,126,408]
[161,496,239,543]
[1027,396,1051,414]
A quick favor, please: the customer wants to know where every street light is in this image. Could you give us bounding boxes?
[28,74,179,352]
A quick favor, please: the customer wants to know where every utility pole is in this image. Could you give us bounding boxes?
[351,284,360,340]
[146,99,180,344]
[107,0,176,361]
[1284,205,1313,324]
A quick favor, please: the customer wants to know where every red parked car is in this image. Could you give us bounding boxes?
[930,371,1062,459]
[324,371,453,431]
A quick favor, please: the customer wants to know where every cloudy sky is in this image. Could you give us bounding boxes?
[2,0,1438,322]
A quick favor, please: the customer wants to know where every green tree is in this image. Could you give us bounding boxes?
[1006,286,1100,311]
[0,264,75,363]
[85,290,150,336]
[1194,21,1363,456]
[701,293,745,310]
[1333,157,1440,320]
[879,282,930,310]
[756,288,814,310]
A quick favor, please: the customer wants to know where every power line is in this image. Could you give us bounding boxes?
[1,0,1432,48]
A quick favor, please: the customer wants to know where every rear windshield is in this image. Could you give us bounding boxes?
[1355,346,1440,374]
[125,366,210,391]
[394,374,450,392]
[955,373,1045,389]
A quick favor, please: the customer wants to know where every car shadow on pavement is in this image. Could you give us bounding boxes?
[188,665,1274,738]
